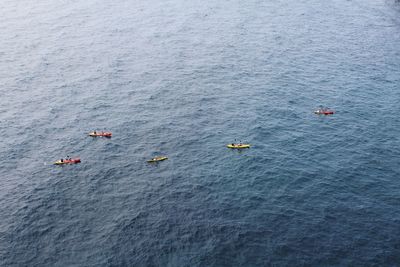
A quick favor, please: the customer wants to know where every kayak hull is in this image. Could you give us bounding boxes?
[89,132,112,137]
[227,144,250,149]
[54,158,81,165]
[314,110,334,115]
[147,156,168,163]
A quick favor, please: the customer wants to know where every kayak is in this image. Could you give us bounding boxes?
[314,109,334,115]
[227,144,250,149]
[147,156,168,163]
[54,158,81,165]
[89,131,112,137]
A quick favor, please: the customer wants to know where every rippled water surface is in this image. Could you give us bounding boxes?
[1,0,400,266]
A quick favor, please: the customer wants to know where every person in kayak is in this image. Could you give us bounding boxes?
[60,158,64,163]
[93,131,97,135]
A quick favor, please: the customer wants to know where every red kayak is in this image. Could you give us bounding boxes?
[54,158,81,165]
[89,131,112,137]
[314,109,334,115]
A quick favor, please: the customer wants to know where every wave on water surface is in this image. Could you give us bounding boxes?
[1,0,400,266]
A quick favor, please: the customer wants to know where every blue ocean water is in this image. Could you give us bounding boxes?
[1,0,400,265]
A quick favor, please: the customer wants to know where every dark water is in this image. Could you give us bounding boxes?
[1,0,400,266]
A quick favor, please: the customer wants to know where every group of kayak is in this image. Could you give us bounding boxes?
[146,143,251,163]
[54,131,111,165]
[54,141,250,165]
[54,133,250,165]
[54,107,333,165]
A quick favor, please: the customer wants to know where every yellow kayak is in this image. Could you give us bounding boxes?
[227,144,250,149]
[147,156,168,163]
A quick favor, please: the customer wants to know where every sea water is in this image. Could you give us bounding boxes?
[1,0,400,265]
